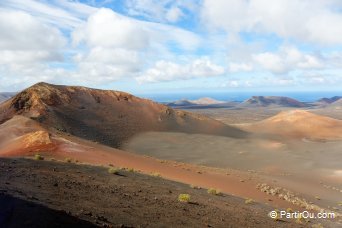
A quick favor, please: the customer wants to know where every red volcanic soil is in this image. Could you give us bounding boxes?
[241,109,342,141]
[1,82,335,226]
[0,158,306,227]
[0,83,281,213]
[0,82,247,148]
[0,130,299,211]
[0,116,56,155]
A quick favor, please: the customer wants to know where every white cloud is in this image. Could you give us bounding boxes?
[0,0,340,92]
[222,80,239,88]
[125,0,197,23]
[73,8,150,50]
[300,72,342,86]
[0,9,67,91]
[252,46,323,74]
[0,10,65,53]
[73,8,201,50]
[0,0,93,29]
[166,7,184,23]
[253,52,287,74]
[0,5,204,90]
[228,62,253,73]
[72,47,141,83]
[71,8,202,83]
[0,50,62,64]
[202,0,342,45]
[136,58,225,83]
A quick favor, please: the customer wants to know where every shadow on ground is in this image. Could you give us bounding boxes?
[0,193,95,228]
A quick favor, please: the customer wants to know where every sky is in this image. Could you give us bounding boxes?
[0,0,341,95]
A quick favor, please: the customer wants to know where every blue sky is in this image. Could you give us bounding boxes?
[0,0,341,95]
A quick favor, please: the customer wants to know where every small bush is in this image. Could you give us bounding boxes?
[207,188,220,195]
[151,172,161,177]
[128,168,135,172]
[34,154,44,160]
[271,209,280,221]
[65,158,72,163]
[178,194,191,203]
[108,167,119,174]
[286,208,293,213]
[295,215,306,224]
[245,198,254,204]
[190,185,201,189]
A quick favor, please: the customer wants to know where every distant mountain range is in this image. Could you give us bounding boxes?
[318,96,342,104]
[317,96,342,107]
[167,95,341,109]
[0,92,16,103]
[166,97,237,109]
[1,90,341,109]
[239,96,306,107]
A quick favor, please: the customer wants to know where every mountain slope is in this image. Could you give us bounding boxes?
[190,97,225,105]
[318,96,342,104]
[242,110,342,141]
[167,98,237,109]
[0,82,247,149]
[167,97,225,106]
[240,96,306,107]
[0,92,16,103]
[330,98,342,107]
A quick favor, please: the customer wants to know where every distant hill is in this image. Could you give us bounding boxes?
[167,97,225,106]
[167,99,194,106]
[242,110,342,141]
[0,92,16,103]
[317,96,342,104]
[240,96,306,107]
[190,97,226,105]
[166,97,237,109]
[330,98,342,107]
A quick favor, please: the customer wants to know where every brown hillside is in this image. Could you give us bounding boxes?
[0,82,247,148]
[242,110,342,141]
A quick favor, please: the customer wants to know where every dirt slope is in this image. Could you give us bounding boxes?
[0,158,305,228]
[0,82,247,148]
[242,110,342,141]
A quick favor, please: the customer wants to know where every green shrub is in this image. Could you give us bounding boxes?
[34,154,44,160]
[190,185,201,189]
[245,198,254,204]
[65,158,72,163]
[286,208,293,213]
[207,188,220,195]
[151,172,161,177]
[108,167,119,174]
[178,194,191,203]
